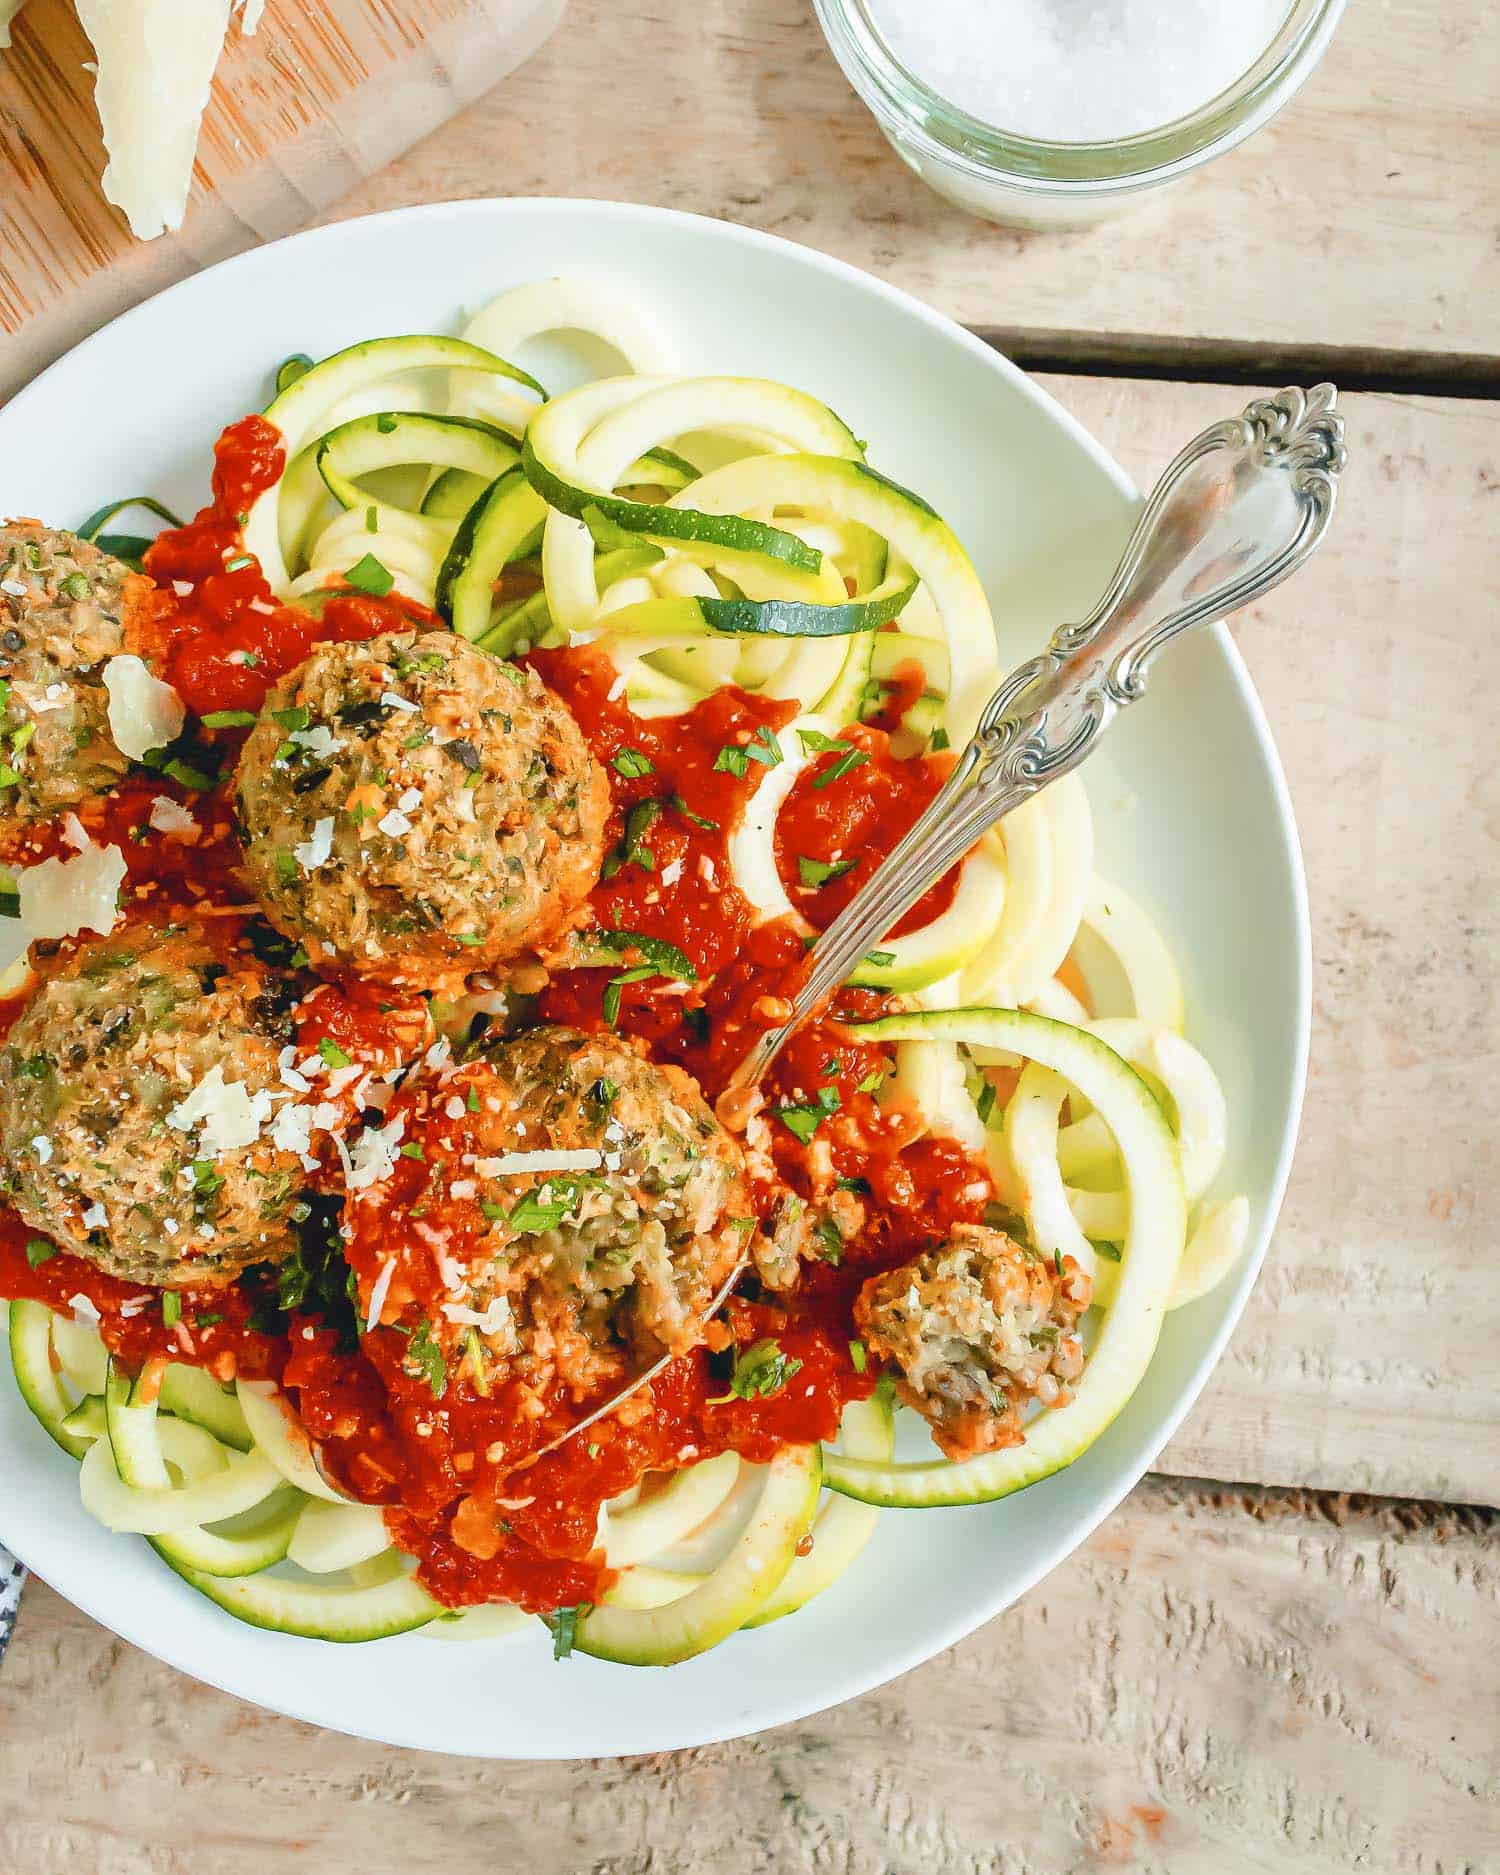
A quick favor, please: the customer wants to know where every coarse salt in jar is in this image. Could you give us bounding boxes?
[812,0,1348,228]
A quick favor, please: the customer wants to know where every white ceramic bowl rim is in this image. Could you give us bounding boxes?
[0,198,1310,1757]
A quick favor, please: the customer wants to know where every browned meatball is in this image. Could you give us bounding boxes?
[0,914,315,1287]
[233,632,608,988]
[0,522,147,834]
[344,1026,751,1401]
[855,1223,1092,1459]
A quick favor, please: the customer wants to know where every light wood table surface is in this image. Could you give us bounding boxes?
[2,2,1497,1871]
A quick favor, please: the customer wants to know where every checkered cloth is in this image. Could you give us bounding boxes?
[0,1545,22,1665]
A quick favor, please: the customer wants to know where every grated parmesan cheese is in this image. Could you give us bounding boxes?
[148,795,197,837]
[166,1065,274,1156]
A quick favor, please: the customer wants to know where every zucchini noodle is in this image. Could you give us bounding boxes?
[4,276,1250,1657]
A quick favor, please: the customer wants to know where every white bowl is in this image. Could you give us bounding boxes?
[0,198,1308,1758]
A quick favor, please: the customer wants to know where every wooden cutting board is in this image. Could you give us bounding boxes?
[0,0,563,402]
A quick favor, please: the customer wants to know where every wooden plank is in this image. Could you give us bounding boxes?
[0,0,564,400]
[1,1480,1494,1870]
[326,0,1500,368]
[1029,377,1498,1504]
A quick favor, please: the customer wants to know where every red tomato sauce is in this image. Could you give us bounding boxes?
[139,415,431,717]
[0,422,993,1619]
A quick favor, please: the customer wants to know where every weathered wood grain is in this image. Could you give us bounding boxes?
[0,0,563,398]
[326,0,1500,369]
[1039,377,1499,1507]
[1,1480,1494,1872]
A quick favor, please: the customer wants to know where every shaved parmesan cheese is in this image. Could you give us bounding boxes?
[396,788,422,815]
[149,795,197,837]
[68,1294,101,1323]
[294,817,335,871]
[380,691,418,714]
[104,654,185,759]
[166,1066,274,1156]
[30,1135,52,1164]
[365,1255,397,1331]
[475,1148,604,1177]
[17,841,126,940]
[82,1203,108,1230]
[377,809,412,839]
[74,0,234,241]
[290,725,345,760]
[60,813,89,853]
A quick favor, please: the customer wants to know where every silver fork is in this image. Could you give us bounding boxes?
[724,382,1346,1100]
[525,384,1346,1461]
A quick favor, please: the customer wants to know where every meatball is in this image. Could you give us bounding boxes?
[0,913,316,1287]
[854,1223,1093,1460]
[0,522,146,831]
[233,631,608,986]
[346,1026,751,1399]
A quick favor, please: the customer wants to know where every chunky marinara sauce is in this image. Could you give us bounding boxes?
[0,419,992,1617]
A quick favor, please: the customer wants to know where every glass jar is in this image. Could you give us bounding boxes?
[811,0,1348,229]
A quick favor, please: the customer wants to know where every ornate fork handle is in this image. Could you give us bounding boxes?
[726,384,1346,1098]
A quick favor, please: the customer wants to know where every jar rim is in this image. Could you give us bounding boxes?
[812,0,1348,194]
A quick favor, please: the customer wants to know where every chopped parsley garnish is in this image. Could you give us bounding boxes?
[224,555,255,574]
[1054,1249,1065,1278]
[588,1076,619,1108]
[774,1087,839,1143]
[509,1177,593,1234]
[813,747,871,789]
[58,572,92,601]
[796,727,849,755]
[976,1079,997,1124]
[453,931,484,947]
[365,505,378,534]
[713,744,750,779]
[343,553,395,598]
[10,723,35,754]
[849,1338,868,1374]
[546,1604,588,1660]
[602,965,657,1028]
[316,1037,352,1070]
[747,725,783,768]
[466,1085,481,1113]
[480,1199,506,1223]
[274,851,298,883]
[406,1317,447,1398]
[163,758,217,791]
[856,1068,886,1095]
[590,927,696,982]
[602,799,662,879]
[273,706,311,732]
[241,1193,358,1347]
[929,726,951,751]
[23,1238,56,1268]
[864,949,896,968]
[835,1174,871,1194]
[399,1141,426,1161]
[611,747,654,780]
[201,709,257,729]
[376,413,399,434]
[1095,1242,1123,1262]
[161,1292,182,1327]
[797,854,855,889]
[196,1312,224,1328]
[815,1217,844,1265]
[670,793,719,830]
[0,766,21,789]
[707,1338,803,1405]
